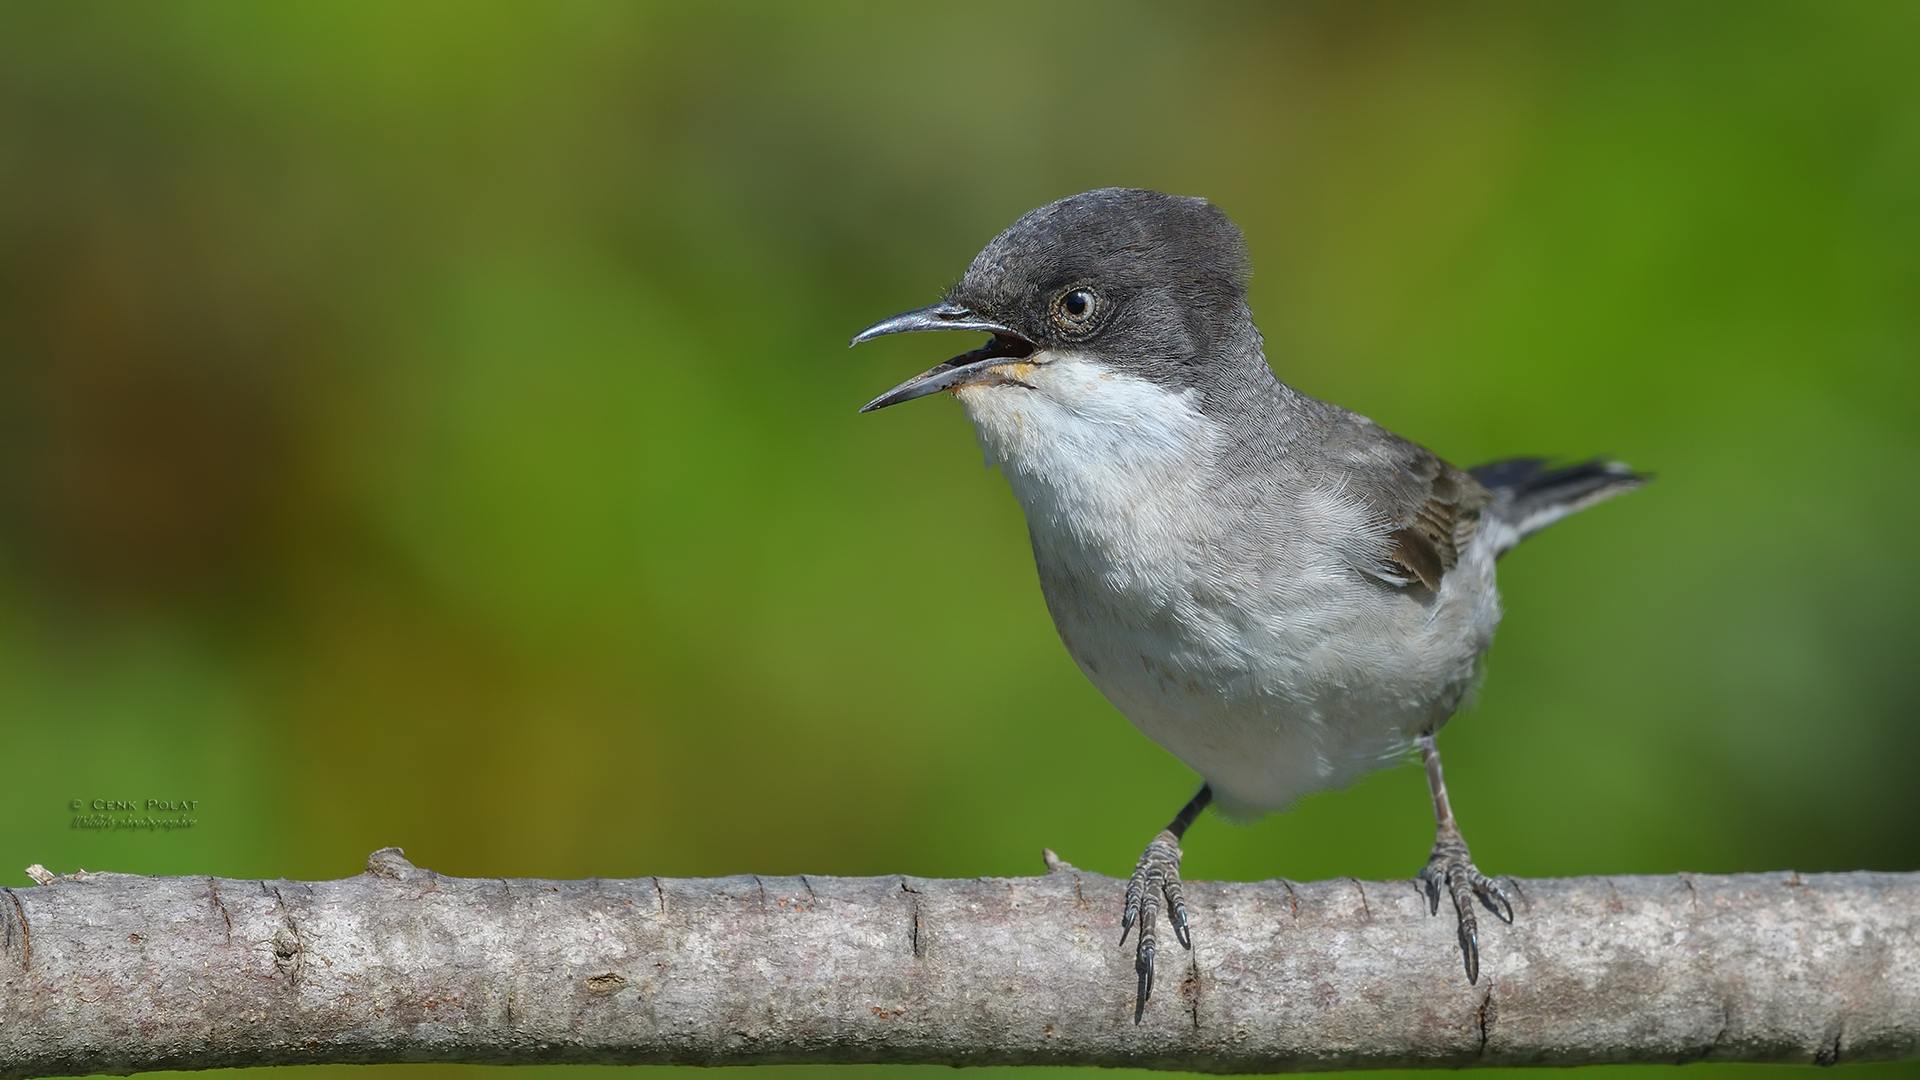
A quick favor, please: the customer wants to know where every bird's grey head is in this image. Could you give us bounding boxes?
[852,188,1262,412]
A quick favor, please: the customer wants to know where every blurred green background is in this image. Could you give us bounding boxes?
[1,1,1915,1078]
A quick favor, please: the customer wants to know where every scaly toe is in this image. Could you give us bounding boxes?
[1124,828,1189,1016]
[1420,836,1507,985]
[1469,871,1514,924]
[1416,861,1447,916]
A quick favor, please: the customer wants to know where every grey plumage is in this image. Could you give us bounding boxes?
[853,187,1646,1010]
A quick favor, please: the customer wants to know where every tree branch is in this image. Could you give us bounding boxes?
[3,848,1916,1076]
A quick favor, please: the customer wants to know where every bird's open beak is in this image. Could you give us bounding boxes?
[849,302,1037,413]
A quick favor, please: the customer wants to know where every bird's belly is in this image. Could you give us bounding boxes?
[1040,557,1491,819]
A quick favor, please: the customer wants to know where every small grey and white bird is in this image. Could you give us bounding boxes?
[851,188,1644,1010]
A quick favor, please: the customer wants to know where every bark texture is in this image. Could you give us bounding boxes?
[2,848,1916,1076]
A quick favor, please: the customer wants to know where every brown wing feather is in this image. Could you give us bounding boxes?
[1325,416,1490,590]
[1387,526,1448,590]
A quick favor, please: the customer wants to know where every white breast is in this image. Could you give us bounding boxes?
[955,354,1497,818]
[956,353,1221,609]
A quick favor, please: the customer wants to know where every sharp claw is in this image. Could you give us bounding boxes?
[1461,922,1480,984]
[1486,882,1515,924]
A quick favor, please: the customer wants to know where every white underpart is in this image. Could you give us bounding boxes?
[956,352,1499,818]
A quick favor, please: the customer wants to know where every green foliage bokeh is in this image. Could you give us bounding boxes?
[1,3,1916,1079]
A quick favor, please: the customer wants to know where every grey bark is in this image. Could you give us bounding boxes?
[2,848,1916,1077]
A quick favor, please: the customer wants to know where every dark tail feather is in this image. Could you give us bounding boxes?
[1469,457,1649,557]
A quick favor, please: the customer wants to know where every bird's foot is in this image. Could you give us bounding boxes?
[1417,821,1512,984]
[1120,827,1190,1012]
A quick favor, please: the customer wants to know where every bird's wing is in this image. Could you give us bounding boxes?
[1323,417,1491,591]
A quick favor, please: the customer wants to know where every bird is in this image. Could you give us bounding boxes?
[850,188,1645,1013]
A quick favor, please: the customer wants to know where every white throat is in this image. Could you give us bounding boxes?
[952,351,1220,601]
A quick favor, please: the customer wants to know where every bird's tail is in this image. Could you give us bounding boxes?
[1470,457,1648,558]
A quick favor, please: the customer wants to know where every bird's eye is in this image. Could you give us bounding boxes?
[1052,287,1101,334]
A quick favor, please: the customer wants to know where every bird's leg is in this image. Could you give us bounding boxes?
[1416,733,1512,983]
[1121,783,1211,1014]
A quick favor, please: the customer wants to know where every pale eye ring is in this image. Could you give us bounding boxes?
[1052,286,1101,332]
